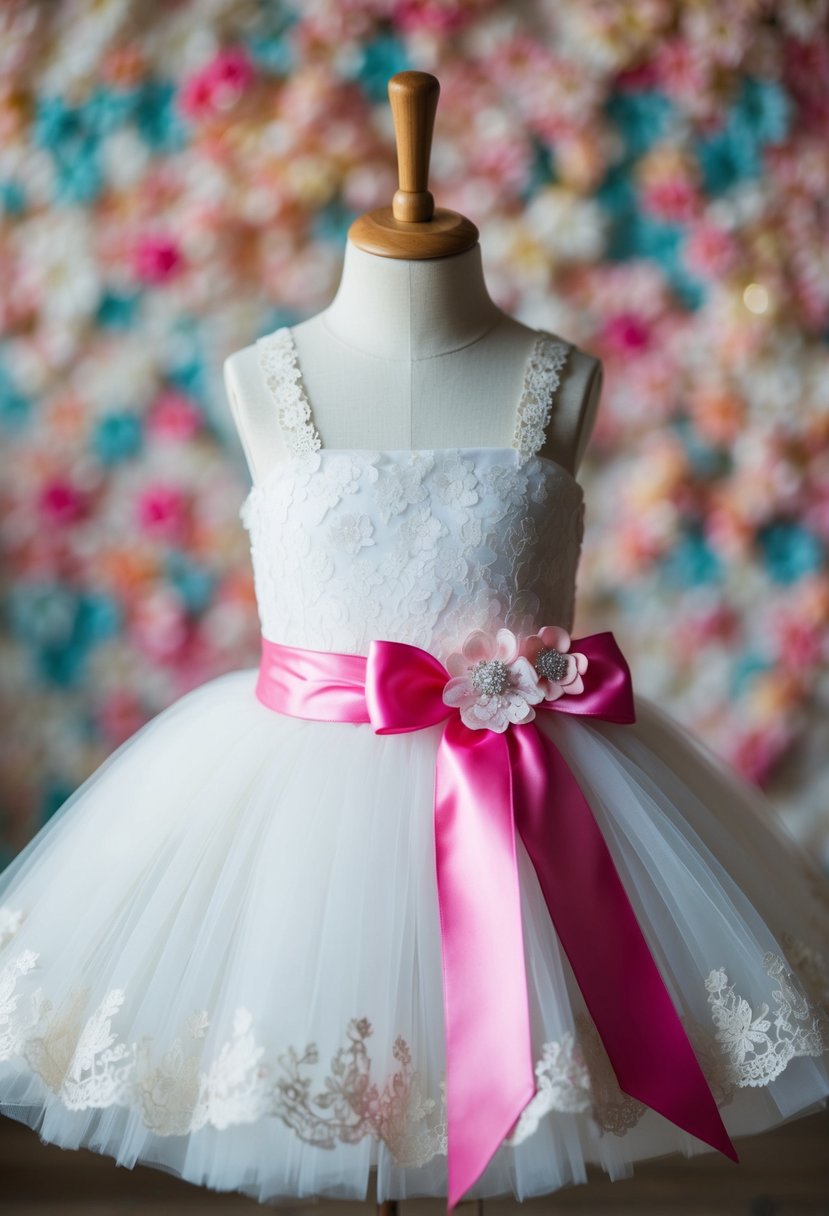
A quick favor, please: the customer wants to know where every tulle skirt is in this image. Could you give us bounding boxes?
[1,665,828,1205]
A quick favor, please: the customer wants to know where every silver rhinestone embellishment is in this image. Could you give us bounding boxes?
[470,658,511,697]
[535,647,569,683]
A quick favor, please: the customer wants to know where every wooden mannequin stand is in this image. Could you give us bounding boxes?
[349,70,478,260]
[364,70,488,1216]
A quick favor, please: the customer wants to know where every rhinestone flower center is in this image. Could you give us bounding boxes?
[535,647,569,682]
[470,658,511,697]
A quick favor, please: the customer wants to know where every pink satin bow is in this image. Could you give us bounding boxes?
[255,633,738,1207]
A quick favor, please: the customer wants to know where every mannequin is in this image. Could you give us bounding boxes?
[224,237,603,484]
[222,79,603,1215]
[224,71,601,488]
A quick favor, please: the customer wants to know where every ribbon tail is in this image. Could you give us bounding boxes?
[434,715,536,1210]
[509,721,739,1164]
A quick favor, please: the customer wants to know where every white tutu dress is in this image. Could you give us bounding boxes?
[1,325,828,1207]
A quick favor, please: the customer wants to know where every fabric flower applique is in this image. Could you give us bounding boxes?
[521,626,588,701]
[442,627,544,732]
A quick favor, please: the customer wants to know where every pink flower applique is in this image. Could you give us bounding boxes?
[442,627,544,733]
[521,626,588,701]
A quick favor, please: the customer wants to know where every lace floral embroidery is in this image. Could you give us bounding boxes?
[512,330,572,465]
[240,450,584,664]
[2,904,827,1161]
[240,323,584,660]
[256,327,321,458]
[706,949,828,1086]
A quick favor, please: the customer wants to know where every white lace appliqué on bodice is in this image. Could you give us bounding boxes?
[241,326,584,663]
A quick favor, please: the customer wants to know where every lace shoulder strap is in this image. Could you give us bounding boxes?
[256,326,322,458]
[512,330,572,464]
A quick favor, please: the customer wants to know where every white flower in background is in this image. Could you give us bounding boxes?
[525,185,606,262]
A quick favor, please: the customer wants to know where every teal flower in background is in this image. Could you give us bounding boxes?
[34,96,103,204]
[733,76,790,147]
[133,79,186,152]
[354,32,411,102]
[0,181,26,216]
[604,88,675,160]
[695,76,790,196]
[257,308,302,338]
[0,362,30,431]
[599,185,706,309]
[757,522,823,585]
[166,552,216,614]
[34,80,186,205]
[96,291,140,329]
[312,195,359,246]
[245,3,298,74]
[82,85,137,137]
[7,583,121,687]
[165,320,209,406]
[518,138,558,203]
[93,411,143,466]
[731,652,774,698]
[671,416,732,479]
[662,525,722,587]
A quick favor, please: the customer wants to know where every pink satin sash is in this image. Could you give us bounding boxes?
[255,633,738,1207]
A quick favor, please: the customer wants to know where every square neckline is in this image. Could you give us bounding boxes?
[242,325,585,507]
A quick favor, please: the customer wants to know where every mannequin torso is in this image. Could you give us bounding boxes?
[224,240,602,486]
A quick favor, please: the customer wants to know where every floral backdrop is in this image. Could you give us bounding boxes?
[1,0,828,870]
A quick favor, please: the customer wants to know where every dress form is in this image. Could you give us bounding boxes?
[225,71,602,486]
[224,238,603,484]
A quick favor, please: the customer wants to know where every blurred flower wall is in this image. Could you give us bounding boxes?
[1,0,828,869]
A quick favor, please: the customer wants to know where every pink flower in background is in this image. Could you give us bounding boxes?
[129,587,190,662]
[521,626,589,701]
[638,146,700,222]
[133,235,183,283]
[392,0,479,34]
[640,175,698,222]
[95,690,147,747]
[729,721,794,788]
[180,47,255,120]
[601,312,652,354]
[678,602,740,648]
[37,478,85,526]
[653,38,710,105]
[137,484,188,542]
[684,222,739,278]
[442,627,544,732]
[147,391,203,442]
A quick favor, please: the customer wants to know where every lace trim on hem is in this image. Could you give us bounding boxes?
[1,906,826,1166]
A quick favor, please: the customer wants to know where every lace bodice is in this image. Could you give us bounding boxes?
[239,326,585,664]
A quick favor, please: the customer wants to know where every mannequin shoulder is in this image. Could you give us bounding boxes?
[223,341,265,420]
[223,341,291,483]
[561,343,603,410]
[540,339,603,476]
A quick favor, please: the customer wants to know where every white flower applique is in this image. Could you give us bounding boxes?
[442,627,545,733]
[441,617,589,732]
[374,456,434,524]
[433,454,479,512]
[327,513,375,555]
[522,625,589,700]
